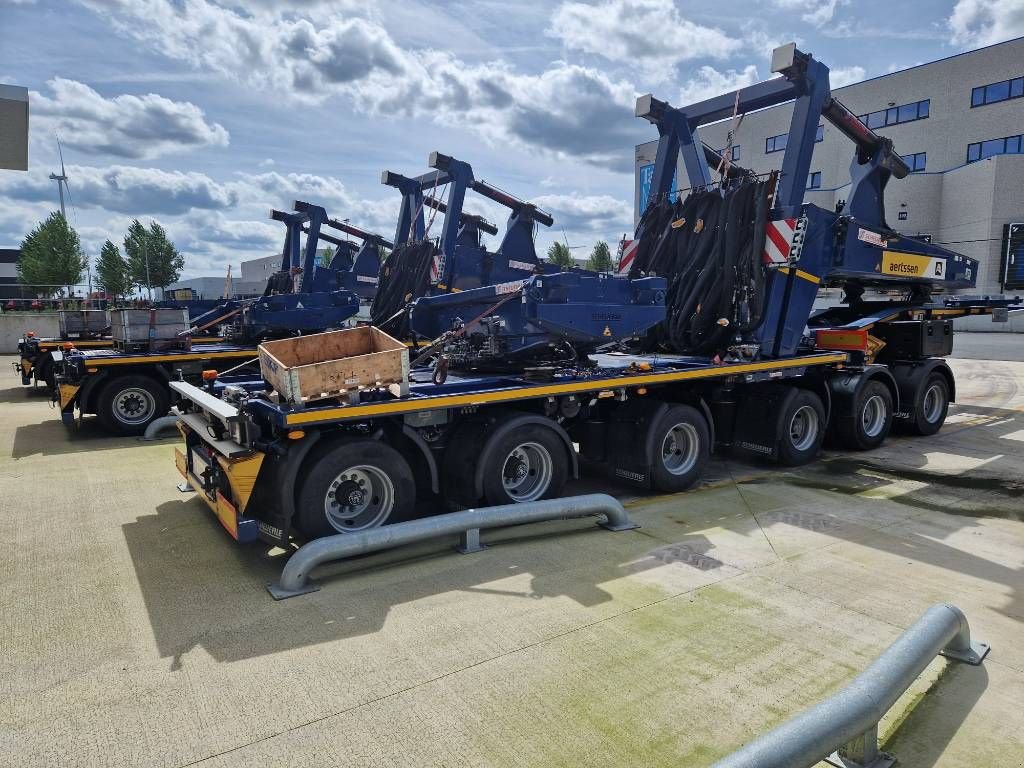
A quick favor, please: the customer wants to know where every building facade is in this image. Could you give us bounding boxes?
[634,37,1024,295]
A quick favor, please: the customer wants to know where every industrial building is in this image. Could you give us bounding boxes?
[635,36,1024,295]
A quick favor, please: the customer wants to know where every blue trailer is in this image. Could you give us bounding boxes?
[168,42,1019,549]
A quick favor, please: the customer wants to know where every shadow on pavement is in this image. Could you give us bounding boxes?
[121,403,1021,668]
[882,661,989,767]
[122,495,722,666]
[11,417,136,458]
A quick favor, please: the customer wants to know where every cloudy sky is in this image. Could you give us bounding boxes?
[1,0,1021,279]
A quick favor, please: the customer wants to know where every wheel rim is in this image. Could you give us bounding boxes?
[113,387,156,425]
[861,394,887,437]
[661,422,700,476]
[788,405,820,452]
[922,384,945,423]
[324,465,395,532]
[501,442,554,502]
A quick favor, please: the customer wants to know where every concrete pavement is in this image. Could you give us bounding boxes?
[1,354,1022,767]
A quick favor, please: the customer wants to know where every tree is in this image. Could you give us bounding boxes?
[17,212,87,296]
[586,240,614,272]
[546,241,575,270]
[125,219,184,297]
[96,239,131,300]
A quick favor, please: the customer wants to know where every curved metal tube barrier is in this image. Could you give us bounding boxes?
[268,493,638,599]
[141,414,180,440]
[712,603,989,768]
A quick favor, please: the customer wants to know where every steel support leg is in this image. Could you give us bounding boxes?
[825,724,895,768]
[457,527,487,554]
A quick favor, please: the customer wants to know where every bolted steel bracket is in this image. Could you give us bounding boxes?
[598,519,641,532]
[456,528,488,554]
[940,641,990,666]
[824,723,895,768]
[267,580,321,600]
[824,751,895,768]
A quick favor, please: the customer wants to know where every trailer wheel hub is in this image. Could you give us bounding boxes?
[325,466,394,532]
[114,387,156,424]
[501,442,553,503]
[661,422,700,476]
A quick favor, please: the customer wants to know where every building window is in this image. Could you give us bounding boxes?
[857,99,930,129]
[766,126,822,154]
[766,133,787,153]
[971,76,1024,107]
[807,171,822,189]
[903,152,927,172]
[966,133,1024,163]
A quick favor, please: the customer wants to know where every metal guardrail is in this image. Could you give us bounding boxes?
[267,493,639,599]
[711,603,989,768]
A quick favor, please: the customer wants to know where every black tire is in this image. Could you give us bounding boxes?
[776,389,826,466]
[295,439,415,539]
[96,374,169,436]
[835,379,893,450]
[37,357,55,390]
[648,404,710,492]
[479,423,570,506]
[904,373,949,436]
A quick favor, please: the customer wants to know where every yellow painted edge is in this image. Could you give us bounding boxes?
[87,349,256,367]
[286,353,848,425]
[777,266,821,284]
[215,452,265,513]
[59,384,80,409]
[174,448,187,478]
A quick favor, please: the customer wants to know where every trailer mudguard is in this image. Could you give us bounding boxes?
[399,423,440,495]
[605,398,670,489]
[730,386,804,459]
[888,358,955,420]
[273,431,321,545]
[826,364,900,429]
[77,370,109,415]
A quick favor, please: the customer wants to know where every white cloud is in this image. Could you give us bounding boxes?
[773,0,843,27]
[76,0,644,170]
[31,78,229,159]
[548,0,740,78]
[678,65,761,106]
[948,0,1024,46]
[830,65,866,88]
[0,165,238,215]
[533,193,631,233]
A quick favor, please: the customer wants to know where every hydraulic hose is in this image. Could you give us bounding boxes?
[369,239,438,336]
[630,177,772,356]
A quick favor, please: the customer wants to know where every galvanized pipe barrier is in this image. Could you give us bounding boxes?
[267,493,638,600]
[140,414,179,441]
[711,603,989,768]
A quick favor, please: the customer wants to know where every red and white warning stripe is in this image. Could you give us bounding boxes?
[762,218,798,264]
[617,238,638,275]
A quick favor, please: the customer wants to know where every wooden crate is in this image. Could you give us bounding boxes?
[109,308,189,351]
[259,326,409,405]
[59,310,108,338]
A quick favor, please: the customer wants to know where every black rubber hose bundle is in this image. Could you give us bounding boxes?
[370,240,438,336]
[629,178,772,355]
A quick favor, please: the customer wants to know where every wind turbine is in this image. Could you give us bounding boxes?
[48,137,70,218]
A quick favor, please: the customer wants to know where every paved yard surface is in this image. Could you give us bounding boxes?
[951,331,1024,362]
[2,354,1022,767]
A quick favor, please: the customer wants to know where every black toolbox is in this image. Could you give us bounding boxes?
[874,319,953,358]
